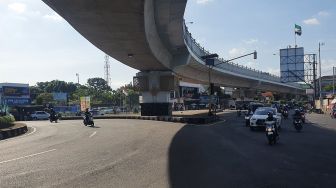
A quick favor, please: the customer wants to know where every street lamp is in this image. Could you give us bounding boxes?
[76,73,79,84]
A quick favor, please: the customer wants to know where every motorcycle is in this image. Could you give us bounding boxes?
[245,112,252,127]
[300,112,306,123]
[237,109,242,117]
[293,118,303,132]
[265,121,278,145]
[330,109,336,119]
[282,110,288,119]
[49,114,58,123]
[83,115,94,127]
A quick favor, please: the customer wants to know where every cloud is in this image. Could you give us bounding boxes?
[321,59,336,76]
[43,12,63,22]
[318,11,330,17]
[244,38,259,45]
[303,18,320,25]
[228,48,246,58]
[8,2,26,14]
[196,0,214,5]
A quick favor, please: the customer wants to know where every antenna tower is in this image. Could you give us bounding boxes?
[104,54,111,87]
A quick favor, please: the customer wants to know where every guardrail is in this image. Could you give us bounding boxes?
[183,22,301,89]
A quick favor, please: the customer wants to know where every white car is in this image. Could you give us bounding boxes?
[249,107,282,130]
[30,111,50,120]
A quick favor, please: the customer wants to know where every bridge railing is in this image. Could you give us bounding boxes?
[182,23,301,88]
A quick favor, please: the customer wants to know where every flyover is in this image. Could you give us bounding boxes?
[42,0,304,115]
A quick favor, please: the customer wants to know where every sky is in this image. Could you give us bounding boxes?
[1,0,336,89]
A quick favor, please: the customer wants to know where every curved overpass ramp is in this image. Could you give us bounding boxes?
[42,0,303,94]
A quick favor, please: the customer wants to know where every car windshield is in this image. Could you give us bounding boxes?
[250,104,264,112]
[255,108,276,115]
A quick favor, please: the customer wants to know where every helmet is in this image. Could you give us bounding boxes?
[295,109,301,115]
[267,111,273,118]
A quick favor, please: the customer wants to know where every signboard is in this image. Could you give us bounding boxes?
[80,96,90,111]
[180,86,199,99]
[53,92,67,101]
[280,47,305,83]
[306,89,314,95]
[2,86,29,97]
[3,98,31,106]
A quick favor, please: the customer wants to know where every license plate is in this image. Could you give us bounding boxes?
[245,117,249,120]
[267,132,273,135]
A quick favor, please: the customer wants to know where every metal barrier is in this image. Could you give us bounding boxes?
[182,22,301,88]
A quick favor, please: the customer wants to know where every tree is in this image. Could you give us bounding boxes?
[87,78,111,92]
[36,93,54,105]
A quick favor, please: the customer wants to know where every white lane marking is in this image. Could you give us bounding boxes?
[24,126,37,137]
[0,149,56,165]
[89,131,97,138]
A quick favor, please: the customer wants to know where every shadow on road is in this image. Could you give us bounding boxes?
[168,113,336,188]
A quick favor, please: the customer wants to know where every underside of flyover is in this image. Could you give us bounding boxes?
[43,0,304,116]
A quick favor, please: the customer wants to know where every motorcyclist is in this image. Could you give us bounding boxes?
[266,111,278,136]
[50,108,56,118]
[84,108,91,122]
[293,109,302,120]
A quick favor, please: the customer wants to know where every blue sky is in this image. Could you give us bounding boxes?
[0,0,335,89]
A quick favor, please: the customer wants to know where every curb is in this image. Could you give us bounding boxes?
[0,123,28,140]
[60,115,218,124]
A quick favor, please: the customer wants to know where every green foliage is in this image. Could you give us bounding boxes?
[30,78,140,107]
[323,85,335,92]
[0,115,15,126]
[36,93,54,105]
[87,78,111,92]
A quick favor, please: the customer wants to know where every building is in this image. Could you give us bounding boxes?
[0,83,31,108]
[316,75,336,97]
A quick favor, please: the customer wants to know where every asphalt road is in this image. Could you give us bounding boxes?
[1,112,336,188]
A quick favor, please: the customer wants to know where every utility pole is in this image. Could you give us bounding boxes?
[318,42,324,110]
[333,67,336,96]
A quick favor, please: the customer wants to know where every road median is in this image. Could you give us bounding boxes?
[60,114,218,124]
[0,123,28,140]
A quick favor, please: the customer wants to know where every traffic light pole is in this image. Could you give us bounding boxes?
[208,65,212,116]
[201,51,257,116]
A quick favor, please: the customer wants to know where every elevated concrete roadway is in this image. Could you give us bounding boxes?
[42,0,303,93]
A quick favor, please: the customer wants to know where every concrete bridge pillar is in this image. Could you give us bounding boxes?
[134,71,177,116]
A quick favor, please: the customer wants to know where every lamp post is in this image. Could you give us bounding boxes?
[76,73,80,84]
[318,42,324,110]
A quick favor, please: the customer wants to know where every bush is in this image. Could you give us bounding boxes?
[0,115,15,126]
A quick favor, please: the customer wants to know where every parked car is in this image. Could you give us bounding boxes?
[249,107,282,130]
[30,111,50,120]
[89,110,105,116]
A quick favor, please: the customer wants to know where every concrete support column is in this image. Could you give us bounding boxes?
[134,71,177,116]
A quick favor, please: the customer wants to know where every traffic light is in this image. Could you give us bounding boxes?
[253,51,257,59]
